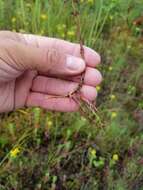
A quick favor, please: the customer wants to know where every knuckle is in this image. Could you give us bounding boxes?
[46,48,60,69]
[0,30,20,41]
[0,30,13,37]
[72,43,80,56]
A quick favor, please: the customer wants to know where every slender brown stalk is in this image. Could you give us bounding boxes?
[69,0,98,117]
[47,1,98,120]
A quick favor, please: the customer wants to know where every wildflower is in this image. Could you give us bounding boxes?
[39,29,45,36]
[57,24,66,31]
[88,147,97,166]
[110,94,116,100]
[111,112,117,118]
[10,147,21,158]
[46,117,53,129]
[67,30,75,37]
[108,66,113,71]
[127,45,131,49]
[87,0,94,4]
[11,17,16,23]
[80,0,94,4]
[96,86,101,92]
[40,14,48,20]
[48,121,53,128]
[109,15,113,21]
[112,154,119,161]
[91,149,96,156]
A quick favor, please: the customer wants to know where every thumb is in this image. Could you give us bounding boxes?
[0,39,85,76]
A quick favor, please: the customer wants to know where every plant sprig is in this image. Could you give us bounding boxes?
[47,0,99,122]
[69,0,98,118]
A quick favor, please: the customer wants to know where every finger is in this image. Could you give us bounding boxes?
[0,39,85,77]
[0,31,101,67]
[84,67,102,86]
[32,76,78,96]
[22,34,101,67]
[15,70,37,109]
[61,67,102,87]
[32,76,97,101]
[26,92,78,112]
[0,30,22,41]
[80,85,97,101]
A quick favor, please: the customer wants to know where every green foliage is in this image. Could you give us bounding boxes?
[0,0,143,189]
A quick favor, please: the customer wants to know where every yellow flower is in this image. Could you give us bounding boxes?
[96,86,101,92]
[109,15,113,20]
[111,112,117,118]
[127,45,131,49]
[108,66,113,71]
[57,24,66,31]
[80,0,94,3]
[10,147,21,158]
[110,94,116,100]
[48,121,53,128]
[46,117,53,129]
[87,0,94,4]
[67,30,75,37]
[11,17,16,23]
[39,29,45,36]
[112,154,119,161]
[40,14,48,20]
[91,149,96,156]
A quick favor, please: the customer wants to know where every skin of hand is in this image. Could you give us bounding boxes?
[0,31,102,113]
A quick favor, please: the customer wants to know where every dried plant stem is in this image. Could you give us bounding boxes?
[70,0,98,116]
[71,0,85,90]
[47,1,98,120]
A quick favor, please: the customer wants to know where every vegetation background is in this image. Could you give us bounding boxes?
[0,0,143,189]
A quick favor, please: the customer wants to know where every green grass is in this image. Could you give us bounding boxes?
[0,0,143,189]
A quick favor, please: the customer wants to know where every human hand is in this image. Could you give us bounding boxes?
[0,31,102,113]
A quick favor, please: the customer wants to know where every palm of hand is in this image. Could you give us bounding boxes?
[0,68,36,112]
[0,31,102,113]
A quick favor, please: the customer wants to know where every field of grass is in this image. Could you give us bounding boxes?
[0,0,143,189]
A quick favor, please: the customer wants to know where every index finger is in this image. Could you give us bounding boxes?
[21,34,101,67]
[0,31,101,67]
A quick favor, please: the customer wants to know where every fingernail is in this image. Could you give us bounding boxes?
[66,56,85,71]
